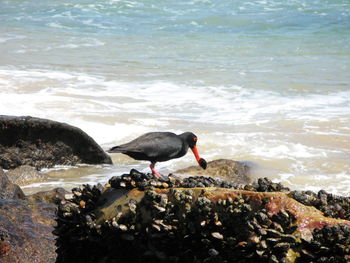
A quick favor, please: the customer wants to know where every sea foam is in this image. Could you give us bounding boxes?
[0,66,349,195]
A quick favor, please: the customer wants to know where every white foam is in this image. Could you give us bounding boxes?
[21,181,65,189]
[47,22,70,29]
[2,68,350,135]
[81,19,111,29]
[41,165,79,172]
[4,68,347,127]
[1,67,350,195]
[277,171,350,196]
[133,118,169,127]
[0,34,26,43]
[42,39,105,51]
[75,121,151,145]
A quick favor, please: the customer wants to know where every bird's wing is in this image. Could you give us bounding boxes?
[119,132,184,161]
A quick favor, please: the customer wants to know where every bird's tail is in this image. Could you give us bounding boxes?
[107,146,123,153]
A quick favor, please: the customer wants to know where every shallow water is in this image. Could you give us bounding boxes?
[1,0,349,195]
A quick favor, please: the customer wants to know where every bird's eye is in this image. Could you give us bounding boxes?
[194,137,198,142]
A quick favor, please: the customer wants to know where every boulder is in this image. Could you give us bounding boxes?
[54,170,350,263]
[6,165,47,186]
[175,159,250,184]
[0,115,112,169]
[26,187,68,205]
[0,168,25,200]
[0,167,56,262]
[0,199,56,263]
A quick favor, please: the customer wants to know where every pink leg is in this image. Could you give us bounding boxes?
[150,162,162,178]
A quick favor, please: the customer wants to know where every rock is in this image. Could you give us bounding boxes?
[0,199,56,263]
[291,189,350,221]
[26,187,68,204]
[175,159,250,184]
[254,177,290,192]
[0,166,57,262]
[54,170,350,263]
[0,168,25,200]
[6,165,47,186]
[0,115,112,169]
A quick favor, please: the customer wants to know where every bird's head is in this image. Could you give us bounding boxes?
[180,132,207,170]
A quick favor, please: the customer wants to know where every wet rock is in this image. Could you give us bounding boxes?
[0,168,25,200]
[298,225,350,263]
[247,177,350,221]
[0,199,56,263]
[6,165,47,186]
[26,187,68,204]
[0,115,112,169]
[211,232,224,240]
[252,177,290,193]
[175,159,251,184]
[291,189,350,221]
[1,167,57,262]
[55,170,350,263]
[208,248,219,257]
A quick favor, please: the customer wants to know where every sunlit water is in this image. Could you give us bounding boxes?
[1,0,349,195]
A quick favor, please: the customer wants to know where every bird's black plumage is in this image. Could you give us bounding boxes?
[108,132,193,162]
[107,131,207,177]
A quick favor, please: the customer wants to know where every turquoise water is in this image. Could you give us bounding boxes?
[1,0,349,88]
[1,0,350,194]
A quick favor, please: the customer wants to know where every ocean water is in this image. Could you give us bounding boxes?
[0,0,349,195]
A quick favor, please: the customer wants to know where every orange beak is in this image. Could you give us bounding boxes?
[191,146,207,169]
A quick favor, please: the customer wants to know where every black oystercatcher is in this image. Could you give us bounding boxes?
[107,132,207,177]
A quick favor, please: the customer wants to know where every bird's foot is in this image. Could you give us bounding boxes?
[151,170,170,181]
[150,163,164,179]
[152,170,163,178]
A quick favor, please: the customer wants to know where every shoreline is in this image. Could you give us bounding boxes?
[1,116,349,262]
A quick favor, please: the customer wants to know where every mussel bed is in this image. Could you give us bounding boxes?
[55,170,350,263]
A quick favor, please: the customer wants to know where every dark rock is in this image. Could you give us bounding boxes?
[268,255,279,263]
[55,170,350,263]
[0,198,56,263]
[6,165,47,186]
[254,177,290,192]
[0,115,112,169]
[291,189,350,221]
[298,225,350,263]
[26,187,68,204]
[208,248,219,257]
[273,242,290,252]
[266,229,282,238]
[175,159,250,184]
[280,234,297,244]
[247,177,350,222]
[0,168,25,200]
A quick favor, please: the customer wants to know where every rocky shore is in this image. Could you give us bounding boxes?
[0,116,112,263]
[0,115,349,263]
[54,170,350,263]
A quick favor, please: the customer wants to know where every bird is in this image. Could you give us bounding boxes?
[107,131,207,177]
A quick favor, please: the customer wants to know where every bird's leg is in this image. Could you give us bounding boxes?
[150,162,162,178]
